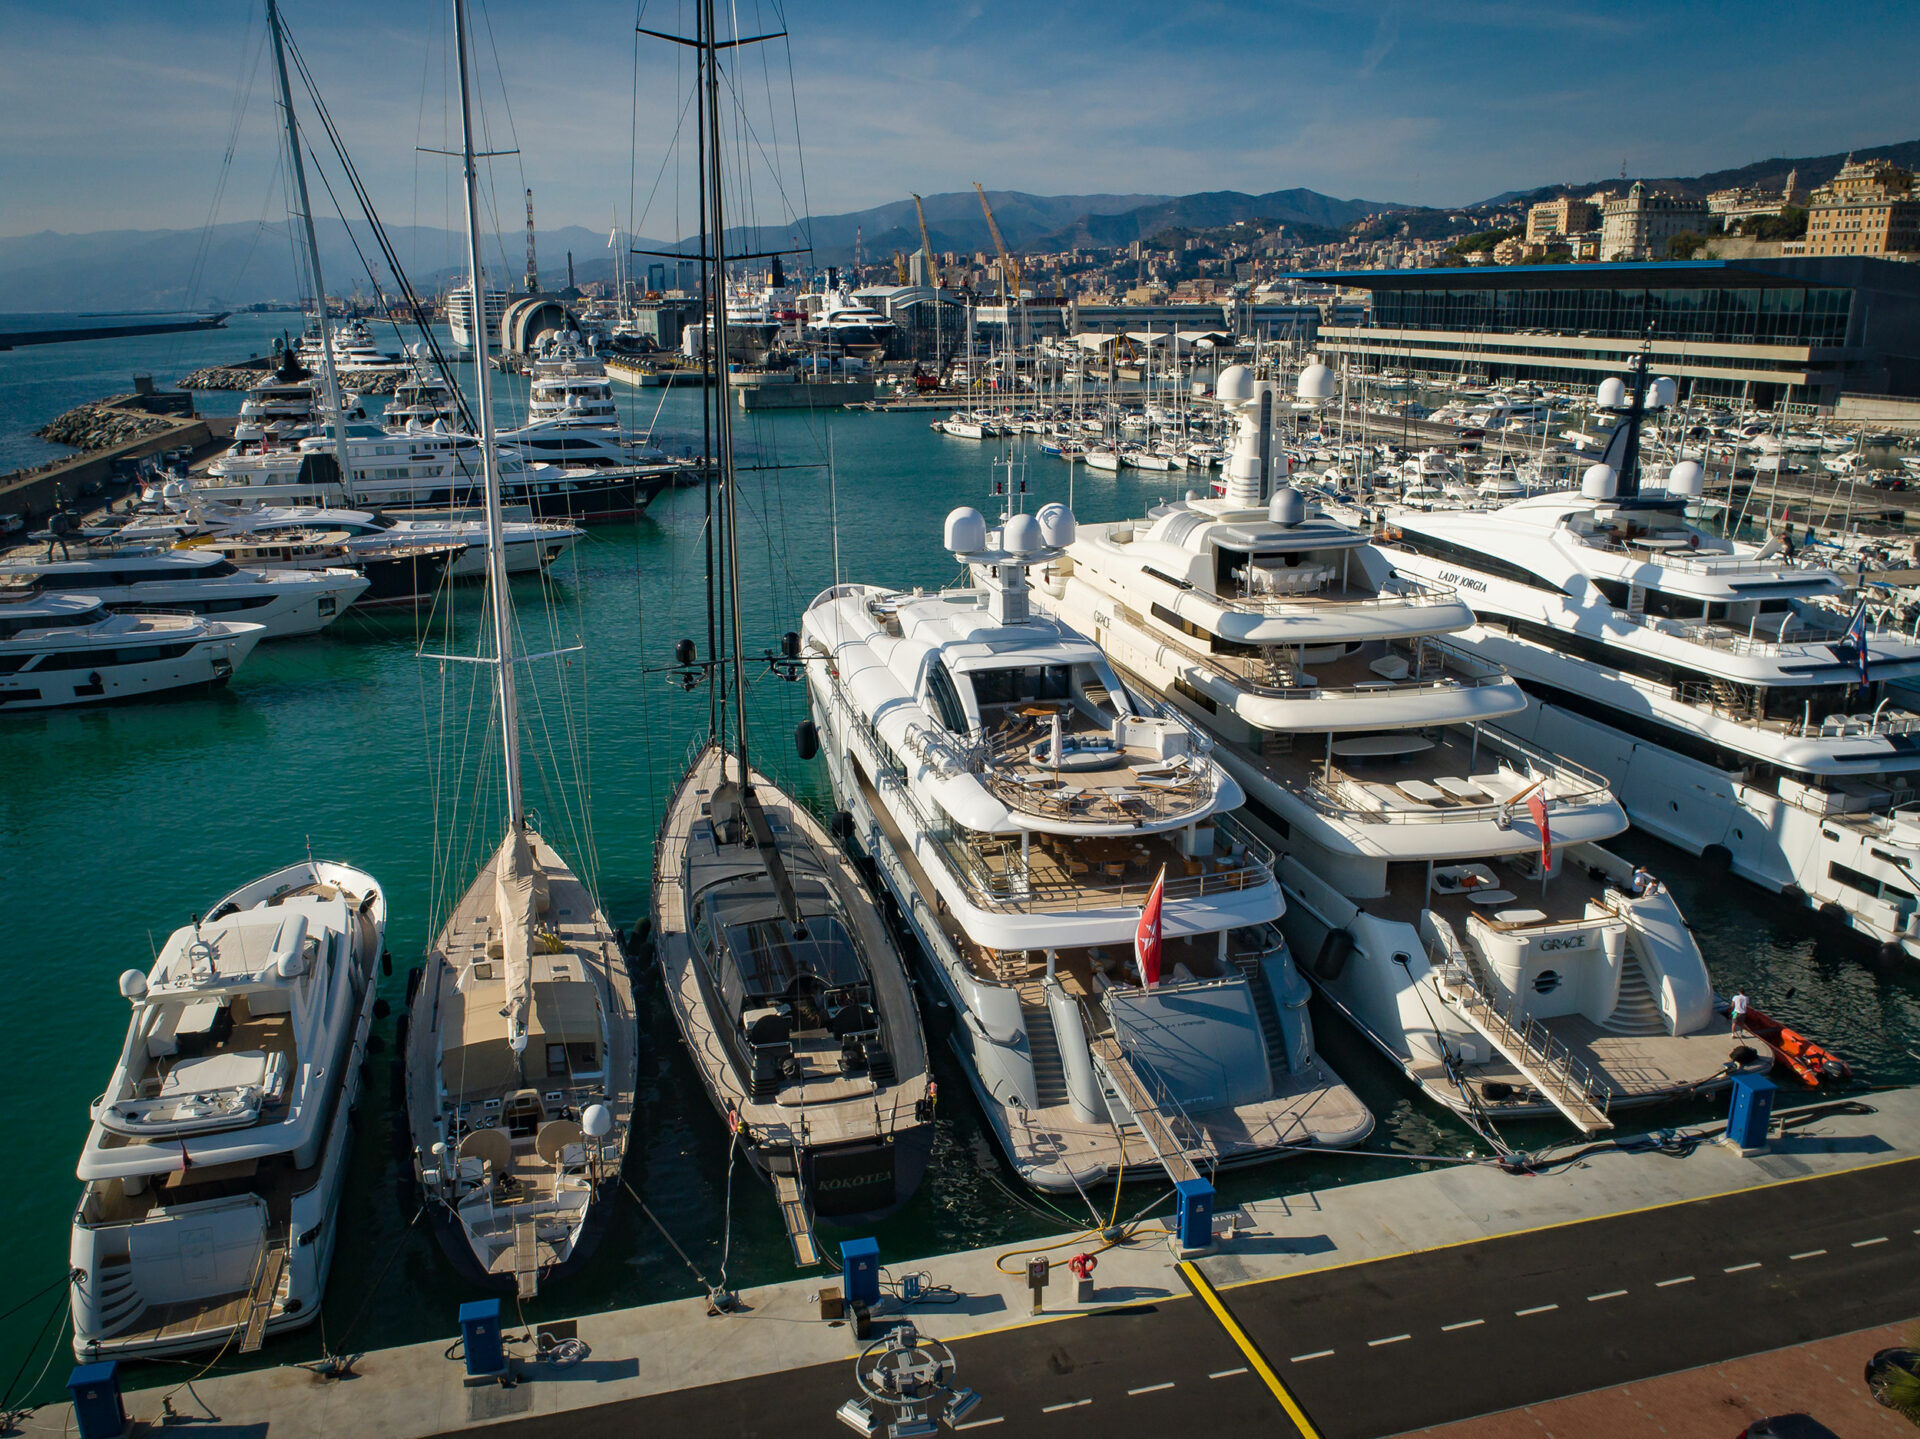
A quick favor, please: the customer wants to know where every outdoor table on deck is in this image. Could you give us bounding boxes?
[1494,908,1549,925]
[1468,888,1518,906]
[1331,734,1435,759]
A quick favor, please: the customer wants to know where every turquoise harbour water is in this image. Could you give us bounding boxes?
[4,314,1920,1407]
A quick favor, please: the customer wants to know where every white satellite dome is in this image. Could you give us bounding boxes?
[1296,362,1336,401]
[1597,376,1627,410]
[944,506,987,555]
[1002,512,1043,555]
[1581,463,1619,499]
[1034,502,1076,549]
[1216,365,1256,403]
[1269,487,1306,526]
[1650,376,1679,409]
[582,1103,613,1139]
[1667,458,1705,497]
[119,970,148,1001]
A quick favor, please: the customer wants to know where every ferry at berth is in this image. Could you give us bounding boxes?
[1035,363,1759,1136]
[1352,369,1920,962]
[801,503,1372,1194]
[71,861,385,1359]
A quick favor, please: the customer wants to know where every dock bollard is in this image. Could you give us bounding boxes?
[1070,1252,1097,1304]
[66,1361,128,1439]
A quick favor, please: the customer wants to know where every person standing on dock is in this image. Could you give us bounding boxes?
[1730,990,1750,1034]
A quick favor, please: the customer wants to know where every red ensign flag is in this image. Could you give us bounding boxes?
[1136,866,1166,987]
[1526,790,1552,874]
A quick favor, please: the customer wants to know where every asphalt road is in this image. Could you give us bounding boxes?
[443,1155,1920,1439]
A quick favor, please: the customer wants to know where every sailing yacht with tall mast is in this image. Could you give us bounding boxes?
[650,1,932,1268]
[404,0,636,1300]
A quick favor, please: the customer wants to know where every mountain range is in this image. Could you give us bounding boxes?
[4,136,1916,313]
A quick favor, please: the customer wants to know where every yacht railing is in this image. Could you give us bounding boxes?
[1569,530,1820,578]
[1308,727,1611,825]
[1426,912,1613,1116]
[1208,571,1461,616]
[1214,635,1509,700]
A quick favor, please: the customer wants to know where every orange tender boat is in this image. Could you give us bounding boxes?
[1739,1007,1852,1086]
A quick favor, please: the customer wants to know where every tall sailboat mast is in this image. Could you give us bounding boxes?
[451,0,523,830]
[265,0,351,492]
[700,0,752,783]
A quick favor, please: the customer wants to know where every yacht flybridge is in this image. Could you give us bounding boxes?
[404,0,636,1300]
[802,502,1372,1192]
[1361,362,1920,961]
[1037,364,1756,1136]
[71,860,386,1359]
[650,1,931,1269]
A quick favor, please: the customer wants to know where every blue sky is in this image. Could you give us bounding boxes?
[2,0,1917,238]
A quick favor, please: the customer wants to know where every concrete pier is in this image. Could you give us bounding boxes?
[31,1087,1919,1438]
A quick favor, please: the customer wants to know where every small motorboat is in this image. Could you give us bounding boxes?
[1739,1006,1852,1086]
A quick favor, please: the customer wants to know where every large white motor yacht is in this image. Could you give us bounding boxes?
[201,420,672,521]
[1037,365,1759,1136]
[1357,368,1920,961]
[70,861,386,1358]
[0,548,367,639]
[801,503,1372,1193]
[0,591,264,708]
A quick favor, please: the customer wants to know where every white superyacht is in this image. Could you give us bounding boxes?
[1037,365,1758,1136]
[1360,365,1920,961]
[70,860,386,1358]
[0,591,264,709]
[801,502,1372,1193]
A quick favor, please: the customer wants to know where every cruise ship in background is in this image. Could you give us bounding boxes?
[445,283,508,355]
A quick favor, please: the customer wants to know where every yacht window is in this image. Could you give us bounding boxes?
[970,663,1072,709]
[924,659,969,733]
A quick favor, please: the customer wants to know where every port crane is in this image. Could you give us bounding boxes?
[912,193,936,284]
[971,182,1020,305]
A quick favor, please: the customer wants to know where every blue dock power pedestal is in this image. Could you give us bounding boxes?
[1174,1178,1215,1253]
[1727,1072,1778,1153]
[841,1237,881,1309]
[459,1298,508,1380]
[67,1361,129,1439]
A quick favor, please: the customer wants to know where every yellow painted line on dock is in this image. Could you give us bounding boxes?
[1178,1260,1322,1439]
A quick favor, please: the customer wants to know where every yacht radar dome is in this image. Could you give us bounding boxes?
[118,970,147,1001]
[582,1103,613,1138]
[1650,376,1679,409]
[1216,365,1256,403]
[1296,361,1336,402]
[1596,376,1627,410]
[1035,502,1076,549]
[1582,462,1619,499]
[1667,458,1704,496]
[1269,487,1306,526]
[1002,512,1043,555]
[944,506,987,556]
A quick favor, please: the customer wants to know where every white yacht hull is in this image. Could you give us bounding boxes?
[71,862,384,1359]
[0,627,261,710]
[1503,692,1920,960]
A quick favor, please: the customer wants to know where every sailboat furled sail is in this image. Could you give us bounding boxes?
[404,0,636,1300]
[647,0,932,1269]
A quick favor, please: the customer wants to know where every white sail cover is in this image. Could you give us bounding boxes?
[496,829,539,1053]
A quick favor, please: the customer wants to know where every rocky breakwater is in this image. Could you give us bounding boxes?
[180,362,270,390]
[35,400,178,452]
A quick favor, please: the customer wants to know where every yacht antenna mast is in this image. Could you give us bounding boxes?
[453,0,524,830]
[266,0,351,500]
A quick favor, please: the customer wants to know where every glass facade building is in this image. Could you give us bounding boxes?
[1296,258,1920,406]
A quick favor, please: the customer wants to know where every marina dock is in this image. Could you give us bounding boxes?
[34,1085,1919,1438]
